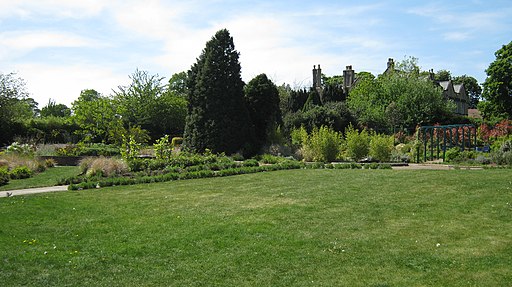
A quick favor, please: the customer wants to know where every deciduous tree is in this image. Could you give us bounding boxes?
[480,41,512,120]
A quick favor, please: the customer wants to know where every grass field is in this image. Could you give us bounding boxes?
[0,169,510,286]
[0,166,79,191]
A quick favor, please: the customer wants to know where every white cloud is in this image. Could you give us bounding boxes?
[443,31,470,42]
[0,0,107,19]
[12,63,128,107]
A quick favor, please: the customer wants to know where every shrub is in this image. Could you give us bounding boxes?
[0,168,9,186]
[369,134,394,162]
[10,166,33,179]
[345,125,370,162]
[492,151,512,166]
[259,154,284,164]
[444,147,461,162]
[291,126,343,162]
[242,159,259,167]
[154,135,172,160]
[5,142,34,156]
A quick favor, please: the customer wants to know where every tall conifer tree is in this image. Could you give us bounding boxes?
[184,29,252,154]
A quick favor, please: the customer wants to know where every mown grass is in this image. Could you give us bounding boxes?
[0,169,511,286]
[0,166,79,191]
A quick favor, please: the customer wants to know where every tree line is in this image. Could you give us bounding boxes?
[1,29,510,156]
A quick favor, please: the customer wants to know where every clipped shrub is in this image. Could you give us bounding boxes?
[369,134,394,162]
[0,168,9,186]
[171,137,183,147]
[241,159,258,167]
[259,154,284,164]
[10,166,33,179]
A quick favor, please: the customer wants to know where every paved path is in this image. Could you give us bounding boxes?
[0,186,69,198]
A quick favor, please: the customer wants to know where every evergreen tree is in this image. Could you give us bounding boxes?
[184,29,252,154]
[244,74,281,151]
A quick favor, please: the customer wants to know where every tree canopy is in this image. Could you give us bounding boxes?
[480,41,512,120]
[0,72,38,145]
[347,58,454,132]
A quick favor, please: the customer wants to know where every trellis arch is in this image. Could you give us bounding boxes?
[416,124,477,163]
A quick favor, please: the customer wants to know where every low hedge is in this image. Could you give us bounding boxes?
[68,160,304,191]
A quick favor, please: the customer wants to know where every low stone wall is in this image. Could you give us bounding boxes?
[38,156,83,166]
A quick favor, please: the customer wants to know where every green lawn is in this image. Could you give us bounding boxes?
[0,169,510,286]
[0,166,79,191]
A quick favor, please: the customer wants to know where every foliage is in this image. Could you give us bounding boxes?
[54,143,120,157]
[184,29,253,155]
[167,71,188,97]
[284,101,354,133]
[453,75,482,109]
[369,134,394,162]
[345,125,370,161]
[244,74,282,152]
[23,116,79,144]
[347,58,454,132]
[154,135,172,160]
[480,41,512,120]
[258,154,285,164]
[79,157,128,178]
[292,125,343,162]
[0,153,44,172]
[5,142,34,156]
[0,72,38,145]
[9,166,33,179]
[40,99,71,118]
[71,89,122,144]
[0,168,9,186]
[120,135,142,160]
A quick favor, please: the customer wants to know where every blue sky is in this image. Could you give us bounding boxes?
[1,0,511,107]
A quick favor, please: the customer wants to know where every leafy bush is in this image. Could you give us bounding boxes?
[369,134,394,162]
[9,166,33,179]
[444,148,461,162]
[0,168,9,186]
[154,135,172,160]
[345,125,370,162]
[492,150,512,166]
[5,142,34,155]
[291,126,343,162]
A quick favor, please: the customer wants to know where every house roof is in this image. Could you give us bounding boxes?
[454,84,464,93]
[438,81,451,90]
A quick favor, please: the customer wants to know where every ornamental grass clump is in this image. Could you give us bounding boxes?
[79,157,128,178]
